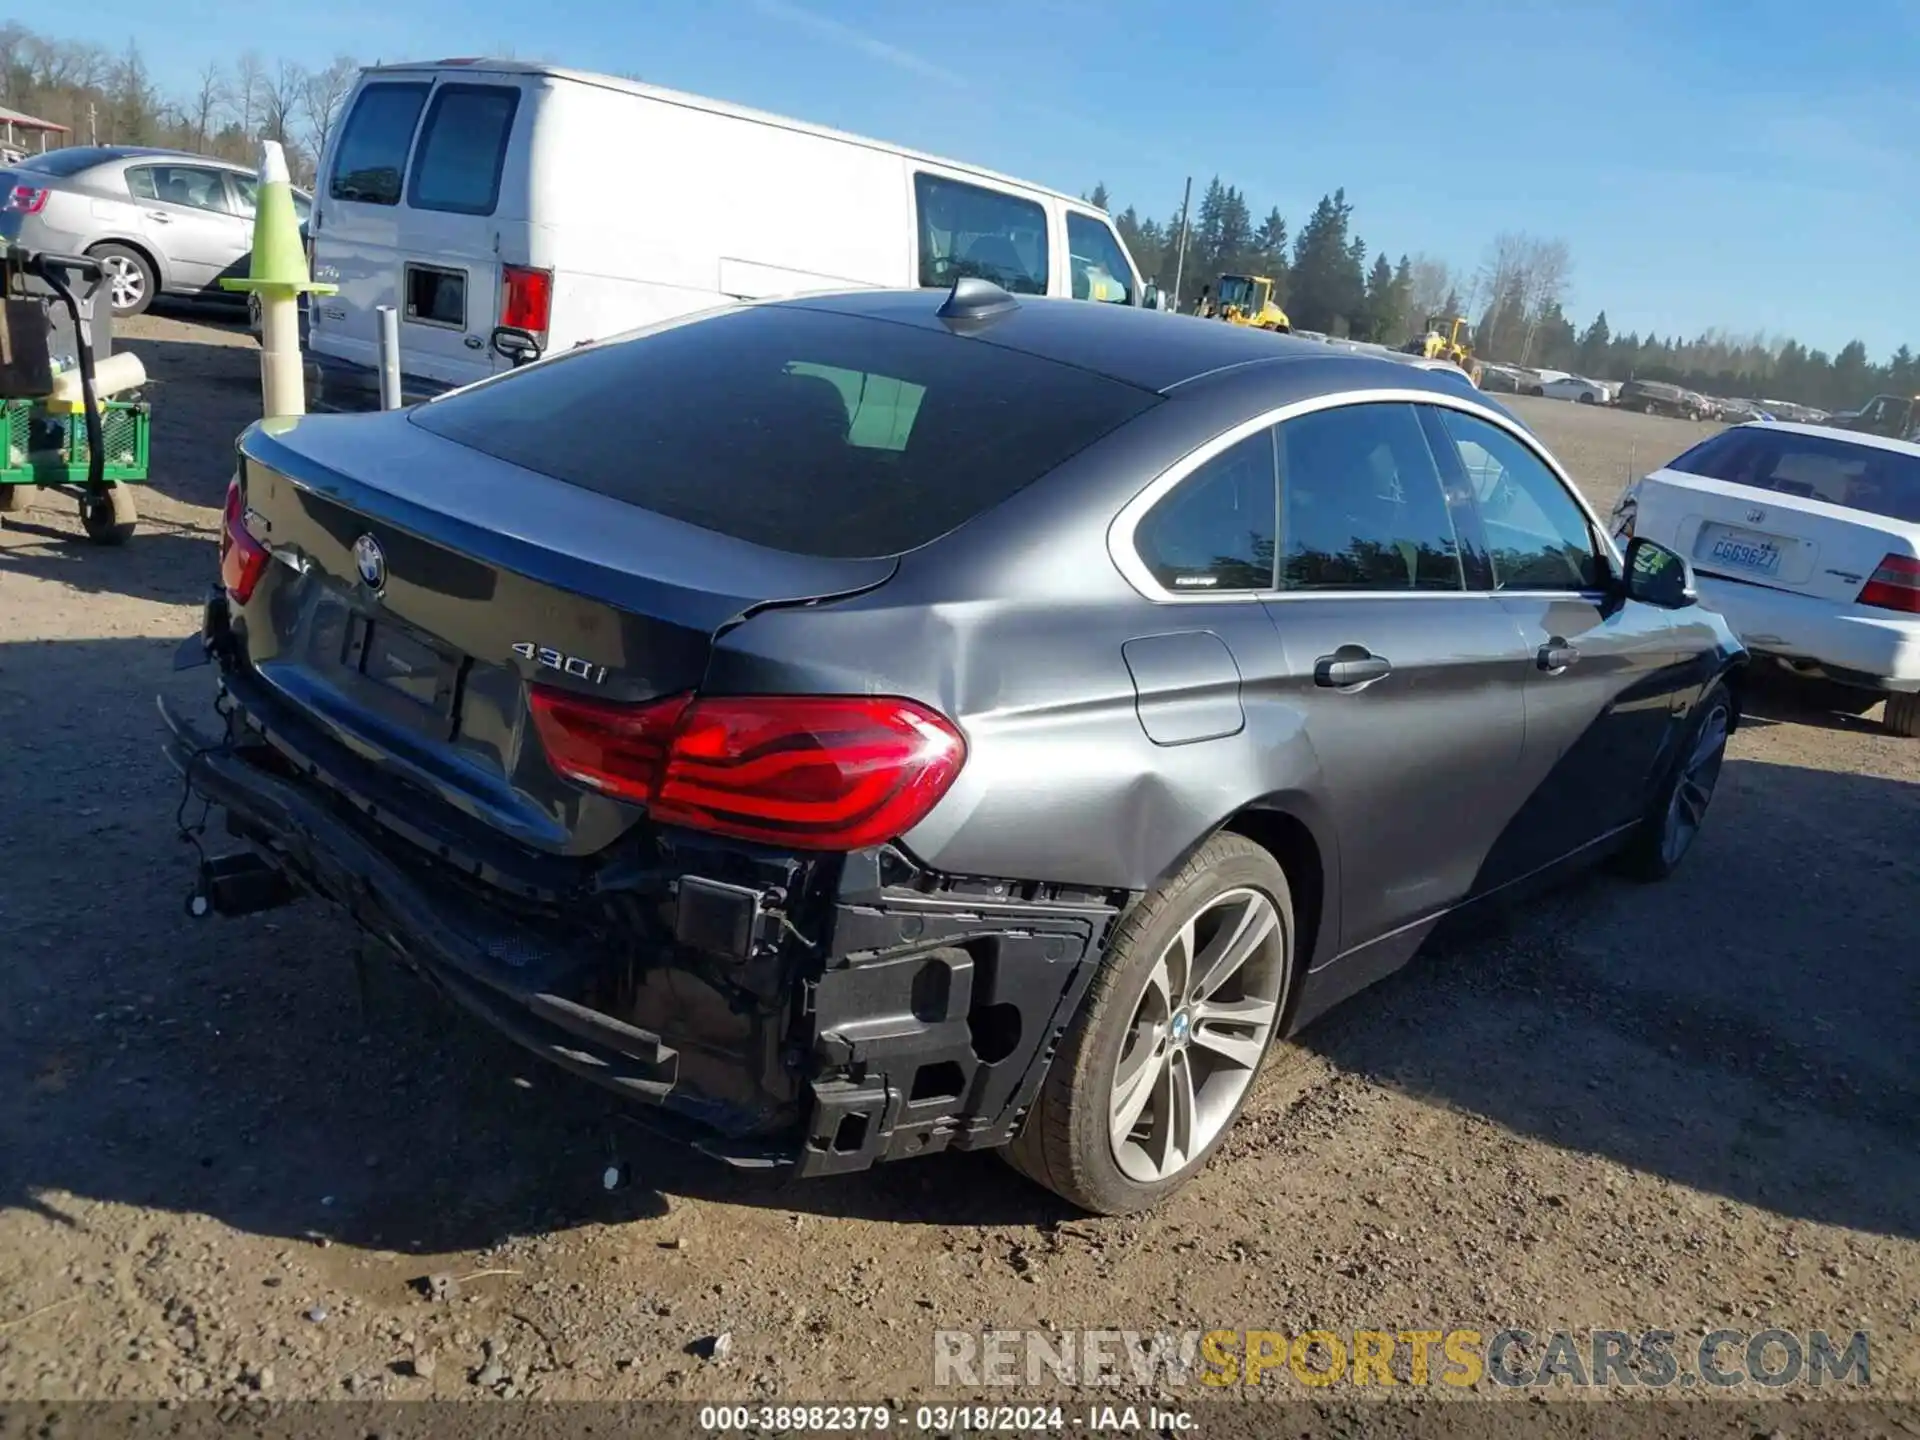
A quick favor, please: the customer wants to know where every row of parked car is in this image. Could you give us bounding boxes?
[1476,365,1833,426]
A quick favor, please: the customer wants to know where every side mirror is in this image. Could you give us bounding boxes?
[490,325,543,368]
[1622,536,1697,609]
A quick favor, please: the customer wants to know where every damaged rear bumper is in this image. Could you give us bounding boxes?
[160,652,1123,1179]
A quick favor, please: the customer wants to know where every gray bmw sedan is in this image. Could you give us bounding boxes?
[164,279,1746,1214]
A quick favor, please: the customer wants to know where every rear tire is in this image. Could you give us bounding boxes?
[1885,692,1920,738]
[89,242,156,319]
[1003,832,1294,1215]
[1618,681,1733,881]
[79,485,136,545]
[1528,385,1545,396]
[1577,392,1596,404]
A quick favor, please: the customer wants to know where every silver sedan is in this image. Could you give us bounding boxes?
[0,145,311,318]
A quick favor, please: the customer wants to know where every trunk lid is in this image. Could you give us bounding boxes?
[1635,465,1920,605]
[231,411,895,856]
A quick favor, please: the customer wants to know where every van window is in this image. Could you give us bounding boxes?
[409,304,1158,559]
[328,83,429,206]
[914,173,1049,296]
[1066,213,1135,305]
[407,84,521,216]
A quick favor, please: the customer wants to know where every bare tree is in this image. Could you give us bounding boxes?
[234,50,265,136]
[260,58,305,146]
[300,55,357,168]
[189,60,226,150]
[1405,254,1457,323]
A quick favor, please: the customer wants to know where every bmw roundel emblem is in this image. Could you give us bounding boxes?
[352,533,386,593]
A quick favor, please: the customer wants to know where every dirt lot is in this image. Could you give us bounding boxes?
[1,313,1915,1420]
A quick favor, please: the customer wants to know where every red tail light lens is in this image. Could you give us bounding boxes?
[6,185,48,214]
[528,689,967,850]
[500,265,552,339]
[218,477,270,603]
[1859,553,1920,614]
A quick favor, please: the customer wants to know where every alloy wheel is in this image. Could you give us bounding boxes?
[1108,887,1286,1184]
[1662,701,1730,866]
[103,255,144,312]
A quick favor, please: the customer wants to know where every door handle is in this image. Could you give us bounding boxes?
[144,210,173,223]
[1314,650,1392,688]
[1537,639,1580,672]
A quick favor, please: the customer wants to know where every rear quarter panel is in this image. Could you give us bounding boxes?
[700,385,1342,937]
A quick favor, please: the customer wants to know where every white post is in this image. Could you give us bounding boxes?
[377,305,401,410]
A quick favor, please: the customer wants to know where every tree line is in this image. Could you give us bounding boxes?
[1101,175,1910,413]
[0,21,1905,413]
[0,23,357,187]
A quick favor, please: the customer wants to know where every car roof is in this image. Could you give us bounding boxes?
[780,289,1500,402]
[1743,420,1920,457]
[361,60,1102,213]
[37,145,211,167]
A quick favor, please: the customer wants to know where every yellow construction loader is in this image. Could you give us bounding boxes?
[1405,315,1482,383]
[1202,274,1291,332]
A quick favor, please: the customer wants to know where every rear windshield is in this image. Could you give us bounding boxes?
[409,305,1158,558]
[328,83,428,206]
[1670,427,1920,524]
[16,148,125,178]
[407,84,519,215]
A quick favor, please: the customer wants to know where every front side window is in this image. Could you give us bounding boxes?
[914,173,1049,295]
[1066,212,1135,304]
[1134,430,1277,592]
[410,304,1157,559]
[1276,403,1464,591]
[1438,409,1605,591]
[126,164,230,214]
[328,82,429,206]
[407,84,520,216]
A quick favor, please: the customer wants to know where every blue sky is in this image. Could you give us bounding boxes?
[80,0,1918,360]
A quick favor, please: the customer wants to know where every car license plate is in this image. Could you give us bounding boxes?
[361,619,453,713]
[1699,526,1786,577]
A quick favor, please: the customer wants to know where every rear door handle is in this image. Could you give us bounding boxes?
[1314,650,1392,688]
[1538,640,1580,672]
[144,210,173,223]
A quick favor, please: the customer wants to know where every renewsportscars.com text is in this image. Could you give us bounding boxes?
[933,1327,1871,1390]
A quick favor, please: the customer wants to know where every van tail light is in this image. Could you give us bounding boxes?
[218,477,270,604]
[528,689,967,851]
[6,185,49,214]
[1859,553,1920,614]
[500,264,552,341]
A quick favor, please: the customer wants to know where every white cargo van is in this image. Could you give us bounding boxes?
[305,59,1156,407]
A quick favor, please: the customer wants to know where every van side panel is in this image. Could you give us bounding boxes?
[528,81,913,352]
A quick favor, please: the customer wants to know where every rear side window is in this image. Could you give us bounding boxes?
[1276,403,1464,591]
[1066,213,1135,305]
[409,305,1157,558]
[407,84,520,216]
[1671,428,1920,524]
[328,82,429,206]
[914,173,1049,295]
[1134,431,1277,591]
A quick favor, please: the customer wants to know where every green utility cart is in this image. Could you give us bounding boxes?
[0,244,151,544]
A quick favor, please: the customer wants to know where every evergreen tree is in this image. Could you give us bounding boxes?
[1576,311,1612,375]
[1289,190,1357,333]
[1361,254,1397,342]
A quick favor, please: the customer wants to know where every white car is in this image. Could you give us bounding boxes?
[1610,422,1920,735]
[1534,375,1612,404]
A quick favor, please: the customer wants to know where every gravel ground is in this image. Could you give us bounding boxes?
[1,314,1915,1420]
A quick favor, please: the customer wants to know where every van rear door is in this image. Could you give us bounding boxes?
[311,70,531,393]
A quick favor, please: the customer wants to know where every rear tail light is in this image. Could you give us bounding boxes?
[218,476,270,604]
[6,185,49,214]
[1859,553,1920,614]
[500,264,552,340]
[528,688,967,850]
